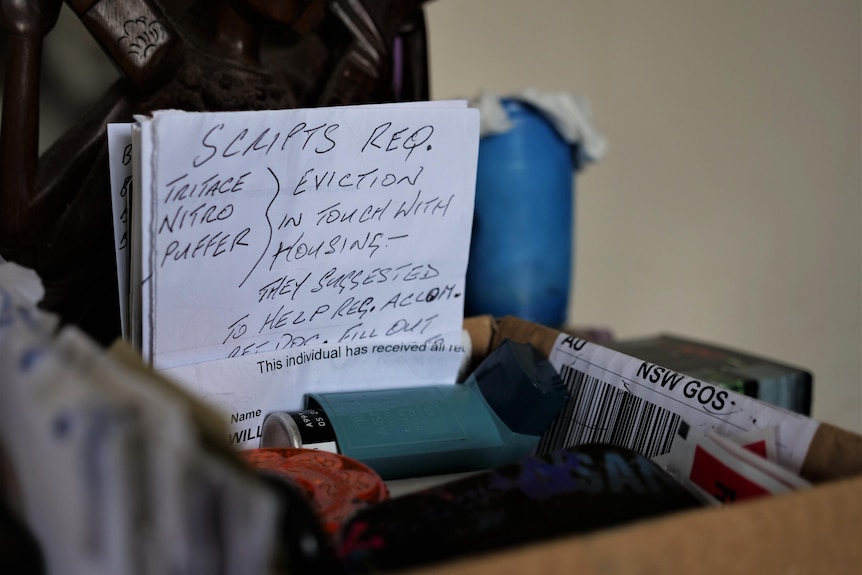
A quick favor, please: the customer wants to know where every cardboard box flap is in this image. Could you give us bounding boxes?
[490,315,559,356]
[484,315,862,484]
[462,315,496,376]
[803,423,862,482]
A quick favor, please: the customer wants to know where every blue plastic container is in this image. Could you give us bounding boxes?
[465,99,577,327]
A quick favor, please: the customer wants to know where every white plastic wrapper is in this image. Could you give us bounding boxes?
[470,89,608,163]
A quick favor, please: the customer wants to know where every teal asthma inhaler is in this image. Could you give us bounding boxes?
[259,339,568,480]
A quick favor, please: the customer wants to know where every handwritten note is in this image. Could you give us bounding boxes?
[134,104,479,371]
[107,124,134,339]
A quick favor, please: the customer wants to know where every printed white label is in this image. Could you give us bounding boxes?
[544,334,819,472]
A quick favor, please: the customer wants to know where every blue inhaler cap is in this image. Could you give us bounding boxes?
[473,339,567,436]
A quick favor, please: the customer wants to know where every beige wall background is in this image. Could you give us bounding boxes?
[426,0,862,433]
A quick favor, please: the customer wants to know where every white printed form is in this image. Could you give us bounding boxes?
[544,335,820,473]
[142,105,479,371]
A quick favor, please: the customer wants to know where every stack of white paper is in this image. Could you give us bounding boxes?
[108,102,480,448]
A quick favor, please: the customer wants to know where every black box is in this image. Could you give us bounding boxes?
[603,334,812,415]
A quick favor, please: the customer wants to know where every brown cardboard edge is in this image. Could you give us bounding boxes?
[462,315,496,376]
[490,315,560,356]
[483,315,862,483]
[402,474,862,575]
[802,422,862,482]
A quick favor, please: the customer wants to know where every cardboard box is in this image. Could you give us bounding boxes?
[4,314,858,573]
[403,316,862,575]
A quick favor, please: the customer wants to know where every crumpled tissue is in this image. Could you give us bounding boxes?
[470,88,608,165]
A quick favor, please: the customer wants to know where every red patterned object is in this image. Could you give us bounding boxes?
[240,448,389,534]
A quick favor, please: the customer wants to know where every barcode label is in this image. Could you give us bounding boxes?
[538,365,681,458]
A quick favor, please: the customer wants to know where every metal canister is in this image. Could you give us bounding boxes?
[260,401,339,453]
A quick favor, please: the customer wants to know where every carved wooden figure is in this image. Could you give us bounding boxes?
[0,0,431,345]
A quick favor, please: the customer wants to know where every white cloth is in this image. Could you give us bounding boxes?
[470,89,608,163]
